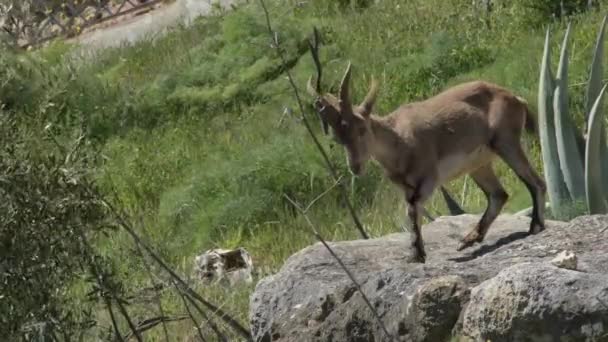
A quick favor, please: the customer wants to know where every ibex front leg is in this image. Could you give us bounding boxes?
[405,177,436,263]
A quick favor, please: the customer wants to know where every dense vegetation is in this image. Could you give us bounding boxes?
[2,0,607,340]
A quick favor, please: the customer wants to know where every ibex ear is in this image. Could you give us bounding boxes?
[339,62,353,109]
[359,77,379,118]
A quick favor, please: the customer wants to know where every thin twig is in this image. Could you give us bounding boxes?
[258,0,369,239]
[283,194,395,341]
[86,240,142,342]
[175,283,208,342]
[103,185,233,341]
[597,295,608,310]
[123,315,189,341]
[104,298,125,342]
[304,175,343,213]
[460,175,469,208]
[114,299,144,342]
[421,207,435,222]
[77,227,137,342]
[90,189,251,340]
[181,291,227,342]
[133,242,170,342]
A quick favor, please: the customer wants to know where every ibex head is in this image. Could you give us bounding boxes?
[306,29,380,175]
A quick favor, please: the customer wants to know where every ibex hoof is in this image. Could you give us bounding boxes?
[410,253,426,263]
[456,239,478,251]
[529,222,545,235]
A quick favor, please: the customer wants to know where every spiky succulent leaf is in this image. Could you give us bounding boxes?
[585,84,608,214]
[585,16,607,118]
[586,15,608,197]
[554,23,586,200]
[600,128,608,198]
[538,28,569,211]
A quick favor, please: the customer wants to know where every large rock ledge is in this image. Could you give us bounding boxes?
[249,214,608,342]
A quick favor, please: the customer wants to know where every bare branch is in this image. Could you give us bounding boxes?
[309,26,323,95]
[88,186,252,340]
[114,299,143,342]
[258,0,369,239]
[303,175,343,213]
[104,298,125,342]
[172,278,227,342]
[421,207,435,222]
[283,194,395,341]
[175,284,209,342]
[123,315,189,341]
[133,240,170,342]
[76,226,138,342]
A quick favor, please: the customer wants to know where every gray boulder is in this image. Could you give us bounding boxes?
[462,262,608,341]
[249,214,608,341]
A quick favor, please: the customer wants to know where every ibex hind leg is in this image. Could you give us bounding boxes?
[493,138,546,234]
[457,164,509,251]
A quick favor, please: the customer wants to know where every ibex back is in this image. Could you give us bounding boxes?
[307,59,547,263]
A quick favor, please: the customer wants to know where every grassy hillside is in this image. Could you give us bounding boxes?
[2,0,607,340]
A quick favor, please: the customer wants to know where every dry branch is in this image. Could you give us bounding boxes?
[175,286,210,342]
[258,0,370,240]
[123,315,189,341]
[283,194,395,341]
[89,187,252,340]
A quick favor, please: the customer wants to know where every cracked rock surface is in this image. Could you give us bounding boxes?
[249,214,608,342]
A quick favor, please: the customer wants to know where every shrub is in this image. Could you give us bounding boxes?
[0,115,111,340]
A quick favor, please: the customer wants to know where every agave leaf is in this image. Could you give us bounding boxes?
[585,16,607,118]
[554,23,586,200]
[538,28,569,211]
[601,133,608,198]
[585,84,608,214]
[586,15,608,197]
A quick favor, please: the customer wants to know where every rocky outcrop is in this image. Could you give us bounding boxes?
[249,214,608,341]
[462,262,608,341]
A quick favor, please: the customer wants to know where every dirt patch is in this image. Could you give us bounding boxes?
[68,0,237,50]
[76,0,168,36]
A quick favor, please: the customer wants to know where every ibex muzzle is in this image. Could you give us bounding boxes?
[306,33,547,263]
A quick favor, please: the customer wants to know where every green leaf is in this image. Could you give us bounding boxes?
[585,16,607,118]
[538,28,569,212]
[586,15,608,197]
[554,23,586,200]
[585,84,608,214]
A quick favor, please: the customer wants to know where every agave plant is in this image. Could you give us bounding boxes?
[538,16,608,215]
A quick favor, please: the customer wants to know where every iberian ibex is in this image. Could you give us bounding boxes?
[306,42,546,263]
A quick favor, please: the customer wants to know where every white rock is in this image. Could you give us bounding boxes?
[194,247,253,286]
[551,250,578,270]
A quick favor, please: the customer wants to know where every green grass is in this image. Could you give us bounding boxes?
[3,0,608,340]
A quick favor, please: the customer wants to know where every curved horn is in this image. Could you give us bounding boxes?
[339,62,352,107]
[308,75,329,134]
[307,76,320,97]
[359,77,379,117]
